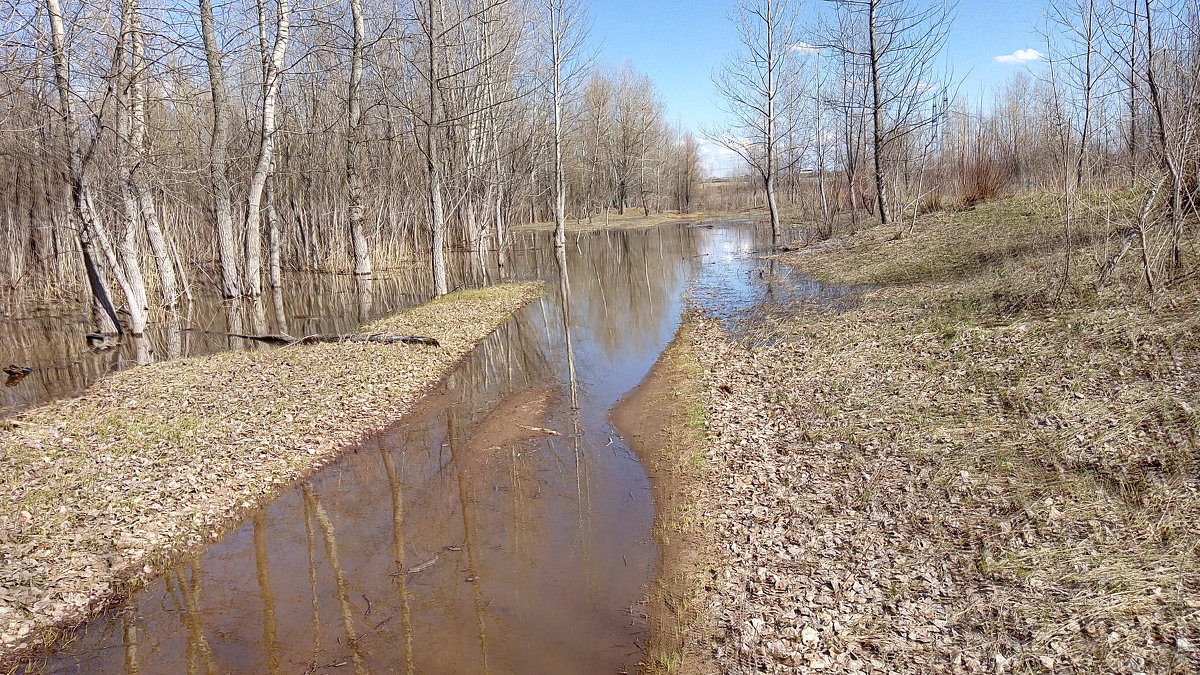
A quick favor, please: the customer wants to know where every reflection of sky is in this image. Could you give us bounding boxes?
[688,223,856,339]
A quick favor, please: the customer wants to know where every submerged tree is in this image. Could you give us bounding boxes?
[345,0,372,277]
[545,0,591,254]
[199,0,241,298]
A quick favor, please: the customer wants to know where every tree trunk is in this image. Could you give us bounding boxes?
[244,0,290,297]
[115,0,150,334]
[200,0,241,297]
[1142,0,1183,269]
[266,172,282,289]
[868,0,890,225]
[550,0,567,253]
[46,0,123,336]
[426,0,449,296]
[346,0,372,276]
[764,0,781,242]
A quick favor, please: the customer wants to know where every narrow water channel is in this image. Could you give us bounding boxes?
[19,220,837,674]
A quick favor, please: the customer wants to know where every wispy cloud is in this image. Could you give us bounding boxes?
[995,48,1043,64]
[788,42,822,54]
[698,140,744,178]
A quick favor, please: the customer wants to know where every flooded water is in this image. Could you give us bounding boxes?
[13,221,845,674]
[0,256,504,417]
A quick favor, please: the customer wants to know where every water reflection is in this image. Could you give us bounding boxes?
[0,253,497,416]
[22,222,847,674]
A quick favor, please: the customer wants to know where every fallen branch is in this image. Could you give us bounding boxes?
[228,332,440,348]
[3,365,32,387]
[516,424,561,436]
[1096,176,1166,288]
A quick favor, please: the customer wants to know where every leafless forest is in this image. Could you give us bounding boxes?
[1,0,1198,336]
[0,0,700,333]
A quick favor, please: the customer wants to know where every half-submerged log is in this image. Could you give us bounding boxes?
[229,332,440,348]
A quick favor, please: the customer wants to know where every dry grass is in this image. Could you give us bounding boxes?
[0,282,544,666]
[687,194,1200,672]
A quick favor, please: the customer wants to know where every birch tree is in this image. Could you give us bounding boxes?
[545,0,589,254]
[45,0,126,335]
[199,0,241,297]
[243,0,290,297]
[119,1,181,308]
[345,0,371,276]
[415,0,450,295]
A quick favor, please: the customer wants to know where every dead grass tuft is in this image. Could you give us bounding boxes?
[958,158,1013,207]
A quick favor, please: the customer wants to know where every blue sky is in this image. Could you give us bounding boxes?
[586,0,1050,173]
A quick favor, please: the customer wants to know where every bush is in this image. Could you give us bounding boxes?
[959,159,1012,207]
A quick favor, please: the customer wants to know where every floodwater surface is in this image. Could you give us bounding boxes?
[16,221,844,674]
[0,256,505,417]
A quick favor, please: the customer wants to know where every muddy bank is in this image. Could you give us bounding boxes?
[0,282,543,665]
[612,324,720,674]
[676,196,1200,672]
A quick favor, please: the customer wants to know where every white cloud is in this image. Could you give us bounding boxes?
[698,139,745,178]
[995,48,1043,64]
[789,42,822,54]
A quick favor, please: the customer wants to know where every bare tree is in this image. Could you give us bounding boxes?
[243,0,290,297]
[822,0,953,226]
[712,0,802,243]
[346,0,371,276]
[545,0,590,254]
[1047,0,1107,189]
[120,1,181,308]
[45,0,125,335]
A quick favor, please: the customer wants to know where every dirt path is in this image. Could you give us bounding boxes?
[0,283,543,665]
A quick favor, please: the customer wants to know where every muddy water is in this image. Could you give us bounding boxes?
[18,221,839,674]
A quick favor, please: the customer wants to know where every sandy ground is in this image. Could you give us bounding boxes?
[0,282,543,665]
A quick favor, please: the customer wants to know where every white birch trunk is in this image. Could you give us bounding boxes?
[346,0,372,275]
[46,0,123,336]
[244,0,290,297]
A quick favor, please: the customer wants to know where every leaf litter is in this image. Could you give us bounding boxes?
[678,197,1200,673]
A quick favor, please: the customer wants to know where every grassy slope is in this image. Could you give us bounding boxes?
[690,195,1199,672]
[0,282,543,663]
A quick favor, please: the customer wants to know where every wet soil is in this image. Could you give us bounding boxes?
[611,326,719,675]
[463,385,561,456]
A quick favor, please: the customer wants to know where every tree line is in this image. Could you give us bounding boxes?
[0,0,701,333]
